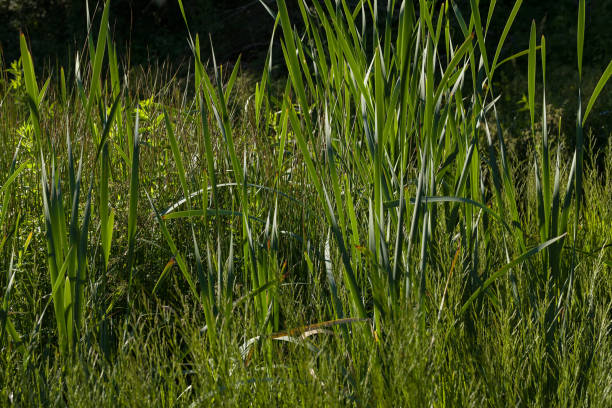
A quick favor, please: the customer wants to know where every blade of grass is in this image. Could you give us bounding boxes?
[527,20,536,132]
[126,108,141,296]
[582,59,612,125]
[460,234,567,315]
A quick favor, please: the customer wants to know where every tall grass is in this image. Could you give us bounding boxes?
[17,0,127,355]
[0,0,610,405]
[271,0,593,334]
[0,146,28,354]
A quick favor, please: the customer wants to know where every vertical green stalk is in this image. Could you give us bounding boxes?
[126,110,140,298]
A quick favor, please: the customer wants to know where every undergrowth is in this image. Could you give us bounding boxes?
[0,1,610,406]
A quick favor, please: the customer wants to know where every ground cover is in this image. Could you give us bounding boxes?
[0,1,611,406]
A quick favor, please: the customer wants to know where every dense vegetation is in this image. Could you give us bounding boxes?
[1,0,611,406]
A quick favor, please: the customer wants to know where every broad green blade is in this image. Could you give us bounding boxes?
[460,234,567,315]
[469,0,490,77]
[225,55,242,102]
[540,35,551,240]
[19,34,39,102]
[0,163,28,198]
[410,195,512,235]
[491,0,523,74]
[85,0,110,121]
[582,59,612,125]
[164,109,190,208]
[100,142,111,269]
[152,257,177,295]
[577,0,585,79]
[146,192,199,300]
[126,109,141,290]
[528,20,536,131]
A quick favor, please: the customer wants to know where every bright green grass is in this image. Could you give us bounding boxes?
[0,0,611,406]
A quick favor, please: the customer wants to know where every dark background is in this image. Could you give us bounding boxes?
[1,1,611,71]
[0,0,282,70]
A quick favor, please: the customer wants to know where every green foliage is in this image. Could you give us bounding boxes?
[0,0,610,405]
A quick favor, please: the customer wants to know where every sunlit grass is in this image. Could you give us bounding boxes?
[0,0,610,406]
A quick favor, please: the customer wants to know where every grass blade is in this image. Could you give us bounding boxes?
[126,108,141,294]
[527,20,536,131]
[460,234,567,315]
[582,59,612,125]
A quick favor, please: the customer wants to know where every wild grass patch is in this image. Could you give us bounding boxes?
[0,0,610,406]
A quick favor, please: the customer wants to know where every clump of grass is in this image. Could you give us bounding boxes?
[0,0,610,406]
[272,0,588,330]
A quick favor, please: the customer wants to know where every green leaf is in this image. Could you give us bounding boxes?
[582,59,612,125]
[146,192,199,300]
[528,20,536,130]
[491,0,522,74]
[86,0,110,120]
[19,34,39,102]
[460,234,567,315]
[126,108,141,290]
[0,163,28,198]
[577,0,585,79]
[470,0,490,78]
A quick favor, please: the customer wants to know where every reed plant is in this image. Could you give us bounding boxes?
[0,0,610,405]
[272,0,611,340]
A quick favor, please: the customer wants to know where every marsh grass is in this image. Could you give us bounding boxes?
[0,0,611,406]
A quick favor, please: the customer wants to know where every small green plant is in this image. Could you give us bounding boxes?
[18,0,121,355]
